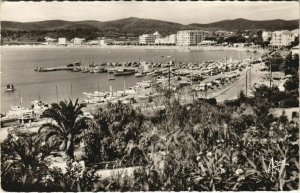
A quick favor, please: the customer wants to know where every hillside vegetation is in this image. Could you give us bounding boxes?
[1,17,298,42]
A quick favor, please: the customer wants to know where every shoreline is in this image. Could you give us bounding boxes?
[1,44,267,54]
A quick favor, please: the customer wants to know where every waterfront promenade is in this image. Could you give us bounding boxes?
[2,44,268,54]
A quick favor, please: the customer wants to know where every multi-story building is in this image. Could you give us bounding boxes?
[176,30,206,46]
[270,30,296,47]
[291,45,299,56]
[155,34,177,45]
[73,38,86,45]
[58,37,67,45]
[139,31,161,44]
[262,31,272,42]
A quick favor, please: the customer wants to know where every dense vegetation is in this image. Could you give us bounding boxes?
[1,17,298,42]
[1,52,299,191]
[1,86,299,191]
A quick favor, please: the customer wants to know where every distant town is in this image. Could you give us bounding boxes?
[3,28,299,52]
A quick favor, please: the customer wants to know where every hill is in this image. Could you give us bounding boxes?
[189,18,299,31]
[1,17,298,42]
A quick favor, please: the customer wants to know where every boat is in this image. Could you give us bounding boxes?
[10,106,25,111]
[73,67,81,72]
[93,67,103,73]
[83,91,108,98]
[107,72,115,80]
[135,72,144,77]
[6,84,15,91]
[114,69,135,76]
[31,100,50,110]
[81,67,89,73]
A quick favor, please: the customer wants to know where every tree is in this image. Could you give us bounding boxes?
[1,133,51,191]
[283,53,299,75]
[84,102,145,165]
[38,99,90,160]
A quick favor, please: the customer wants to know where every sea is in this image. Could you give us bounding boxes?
[1,46,258,113]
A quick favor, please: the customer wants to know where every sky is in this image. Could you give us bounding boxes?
[1,1,299,24]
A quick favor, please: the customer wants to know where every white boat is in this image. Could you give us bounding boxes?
[107,72,115,80]
[10,106,25,111]
[137,80,152,89]
[135,72,144,77]
[31,100,49,110]
[6,84,15,91]
[114,68,135,76]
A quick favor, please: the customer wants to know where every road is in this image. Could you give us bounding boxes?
[211,63,266,102]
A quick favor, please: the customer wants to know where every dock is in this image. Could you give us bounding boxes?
[35,66,75,72]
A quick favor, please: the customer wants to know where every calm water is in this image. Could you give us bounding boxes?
[1,46,257,112]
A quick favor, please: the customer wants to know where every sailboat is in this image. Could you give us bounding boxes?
[108,71,115,80]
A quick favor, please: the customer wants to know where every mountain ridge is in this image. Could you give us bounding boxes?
[2,17,298,33]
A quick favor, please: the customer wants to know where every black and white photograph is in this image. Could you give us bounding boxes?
[0,1,299,191]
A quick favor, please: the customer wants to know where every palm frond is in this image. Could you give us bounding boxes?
[38,122,63,134]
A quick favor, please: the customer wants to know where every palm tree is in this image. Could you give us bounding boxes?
[38,99,90,160]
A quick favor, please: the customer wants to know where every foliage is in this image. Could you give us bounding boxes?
[83,101,146,166]
[1,133,51,191]
[45,161,100,191]
[283,53,299,75]
[284,74,299,91]
[2,95,299,191]
[38,99,90,159]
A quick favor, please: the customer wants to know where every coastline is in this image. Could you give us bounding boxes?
[1,44,267,54]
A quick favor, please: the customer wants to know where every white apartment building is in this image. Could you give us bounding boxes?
[270,30,296,47]
[176,30,206,46]
[58,37,67,45]
[262,31,272,42]
[73,38,86,45]
[155,34,177,45]
[139,31,161,44]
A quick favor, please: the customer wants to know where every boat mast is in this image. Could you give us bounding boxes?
[124,79,126,93]
[71,84,73,100]
[56,85,58,103]
[14,92,16,105]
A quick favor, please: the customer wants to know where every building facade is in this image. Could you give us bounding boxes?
[176,30,206,46]
[291,45,299,56]
[270,30,296,47]
[155,34,177,45]
[73,38,86,45]
[139,31,161,44]
[262,31,272,42]
[58,38,67,45]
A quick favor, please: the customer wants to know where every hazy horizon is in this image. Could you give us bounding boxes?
[2,16,299,24]
[1,1,298,24]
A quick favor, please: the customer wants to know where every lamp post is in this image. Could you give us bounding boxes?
[246,69,248,97]
[166,56,172,102]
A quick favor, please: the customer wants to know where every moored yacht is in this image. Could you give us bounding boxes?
[6,84,15,91]
[114,68,135,76]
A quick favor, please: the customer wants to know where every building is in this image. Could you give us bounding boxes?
[270,30,296,47]
[45,37,56,42]
[155,34,177,45]
[73,38,86,45]
[44,37,57,45]
[292,29,300,37]
[291,45,299,56]
[58,38,67,45]
[198,40,217,46]
[176,30,206,46]
[139,31,161,44]
[262,31,272,42]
